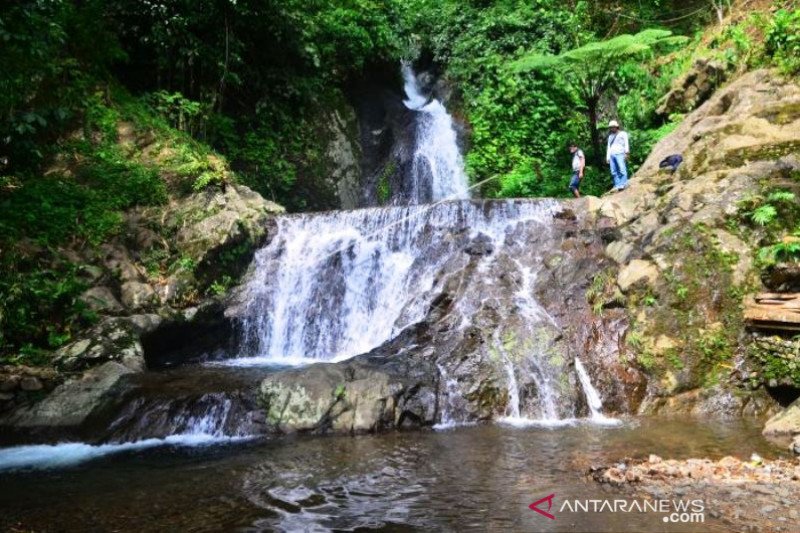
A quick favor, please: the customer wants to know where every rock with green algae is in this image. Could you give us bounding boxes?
[173,184,283,267]
[259,363,410,433]
[53,315,161,372]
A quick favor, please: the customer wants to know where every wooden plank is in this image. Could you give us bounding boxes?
[754,292,800,303]
[745,292,800,330]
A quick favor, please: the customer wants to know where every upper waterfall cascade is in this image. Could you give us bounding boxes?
[401,64,470,203]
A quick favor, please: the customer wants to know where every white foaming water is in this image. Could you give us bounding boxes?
[234,200,558,363]
[0,433,249,472]
[433,364,474,430]
[574,358,621,426]
[493,265,561,425]
[401,63,470,203]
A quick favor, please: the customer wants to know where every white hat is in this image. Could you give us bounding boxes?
[608,120,620,128]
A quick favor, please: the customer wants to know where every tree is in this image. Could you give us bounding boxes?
[512,29,686,165]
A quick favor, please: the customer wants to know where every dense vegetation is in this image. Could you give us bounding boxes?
[1,0,798,363]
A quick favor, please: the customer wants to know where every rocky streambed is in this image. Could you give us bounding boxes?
[592,454,800,532]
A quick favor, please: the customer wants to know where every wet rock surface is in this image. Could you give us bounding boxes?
[249,199,643,434]
[591,454,800,532]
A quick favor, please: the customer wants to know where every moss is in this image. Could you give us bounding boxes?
[747,335,800,387]
[756,101,800,126]
[586,267,622,314]
[625,224,751,384]
[725,140,800,168]
[376,161,395,205]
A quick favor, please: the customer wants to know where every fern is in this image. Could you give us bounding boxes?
[766,190,796,203]
[751,204,778,226]
[758,241,800,266]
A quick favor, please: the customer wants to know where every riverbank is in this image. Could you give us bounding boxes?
[592,454,800,532]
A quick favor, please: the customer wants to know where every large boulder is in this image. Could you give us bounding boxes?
[121,281,157,310]
[173,184,283,267]
[260,348,436,434]
[763,397,800,437]
[79,286,124,314]
[0,362,132,429]
[53,315,160,372]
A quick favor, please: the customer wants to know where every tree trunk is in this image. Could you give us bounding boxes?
[587,97,603,167]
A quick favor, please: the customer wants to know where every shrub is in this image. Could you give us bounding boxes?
[765,8,800,75]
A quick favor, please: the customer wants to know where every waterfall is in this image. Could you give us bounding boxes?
[401,64,470,203]
[501,353,521,419]
[232,201,558,365]
[103,393,256,442]
[575,358,620,425]
[434,364,471,429]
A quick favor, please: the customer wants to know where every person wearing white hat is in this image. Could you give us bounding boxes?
[606,120,630,192]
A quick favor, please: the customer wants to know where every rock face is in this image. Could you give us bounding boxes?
[260,332,437,433]
[1,122,284,431]
[592,69,800,415]
[173,184,282,274]
[79,287,124,314]
[617,259,659,292]
[53,315,161,372]
[657,58,728,116]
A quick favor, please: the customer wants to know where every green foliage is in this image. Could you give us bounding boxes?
[748,335,800,387]
[0,1,124,169]
[758,240,800,266]
[738,189,798,229]
[207,275,234,297]
[514,29,686,73]
[765,8,800,75]
[376,162,395,205]
[513,29,687,165]
[586,267,622,315]
[0,253,93,363]
[751,204,778,226]
[145,91,210,138]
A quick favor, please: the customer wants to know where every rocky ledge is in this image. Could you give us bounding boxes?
[592,454,800,532]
